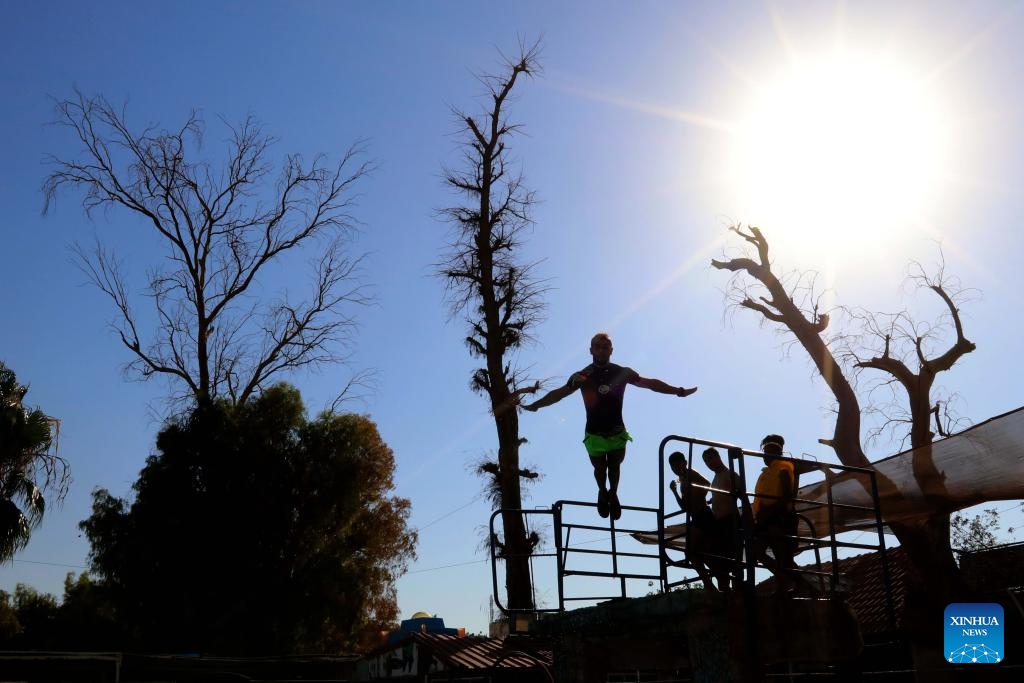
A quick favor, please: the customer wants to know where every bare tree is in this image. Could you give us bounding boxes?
[712,225,976,673]
[835,254,977,451]
[438,42,546,612]
[43,92,372,408]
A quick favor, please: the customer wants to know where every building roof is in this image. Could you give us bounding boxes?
[958,541,1024,592]
[755,545,910,635]
[795,541,1023,635]
[385,616,458,645]
[815,546,910,635]
[411,632,552,671]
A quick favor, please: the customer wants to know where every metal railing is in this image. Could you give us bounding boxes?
[489,433,896,635]
[489,499,664,619]
[656,435,894,627]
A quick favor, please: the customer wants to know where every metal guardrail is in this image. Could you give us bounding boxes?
[489,499,664,620]
[489,434,896,635]
[655,435,895,627]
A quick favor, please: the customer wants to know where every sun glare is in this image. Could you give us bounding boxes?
[725,51,951,256]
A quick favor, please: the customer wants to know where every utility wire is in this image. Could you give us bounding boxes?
[10,559,88,570]
[406,531,633,575]
[407,559,488,574]
[415,493,484,533]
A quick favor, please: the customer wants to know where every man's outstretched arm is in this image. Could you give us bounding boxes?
[632,375,698,397]
[520,382,576,412]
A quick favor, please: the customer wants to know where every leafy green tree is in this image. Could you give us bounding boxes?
[951,507,1002,553]
[0,590,22,643]
[10,584,59,649]
[0,575,119,650]
[81,384,414,654]
[55,572,121,650]
[0,361,69,561]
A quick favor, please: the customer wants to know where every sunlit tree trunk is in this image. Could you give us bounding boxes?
[713,226,976,678]
[438,42,545,612]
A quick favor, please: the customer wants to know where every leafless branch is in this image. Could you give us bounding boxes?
[45,92,373,408]
[713,223,981,619]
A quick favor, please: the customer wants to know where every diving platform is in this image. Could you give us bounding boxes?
[488,434,896,681]
[487,409,1024,680]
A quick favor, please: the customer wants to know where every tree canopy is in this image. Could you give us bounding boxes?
[0,361,68,562]
[0,575,120,650]
[80,384,415,654]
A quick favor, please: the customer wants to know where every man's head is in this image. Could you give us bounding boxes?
[761,434,785,460]
[702,447,724,472]
[590,332,613,365]
[668,451,686,476]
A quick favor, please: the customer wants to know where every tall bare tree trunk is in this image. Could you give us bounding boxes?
[494,401,534,611]
[438,43,545,613]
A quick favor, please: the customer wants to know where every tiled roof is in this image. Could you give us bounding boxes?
[959,541,1024,592]
[412,633,552,670]
[809,546,910,634]
[846,547,909,634]
[755,545,909,634]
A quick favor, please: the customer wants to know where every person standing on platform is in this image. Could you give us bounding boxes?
[752,434,798,590]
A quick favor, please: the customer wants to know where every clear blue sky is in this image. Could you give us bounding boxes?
[3,1,1022,636]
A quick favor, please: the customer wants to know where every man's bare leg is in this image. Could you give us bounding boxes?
[591,454,610,518]
[606,449,625,520]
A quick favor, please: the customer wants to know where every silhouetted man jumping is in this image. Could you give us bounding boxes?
[521,332,697,520]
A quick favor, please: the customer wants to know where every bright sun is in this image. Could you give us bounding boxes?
[725,51,951,255]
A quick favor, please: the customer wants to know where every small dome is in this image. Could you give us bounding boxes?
[410,611,433,619]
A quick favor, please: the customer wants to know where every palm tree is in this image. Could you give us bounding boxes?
[0,362,68,561]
